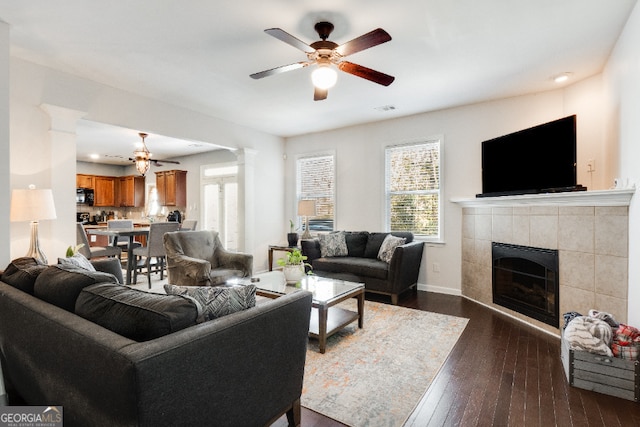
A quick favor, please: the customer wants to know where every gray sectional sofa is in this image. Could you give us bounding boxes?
[0,257,312,427]
[301,231,424,304]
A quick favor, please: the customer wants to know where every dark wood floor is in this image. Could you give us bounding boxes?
[275,290,640,427]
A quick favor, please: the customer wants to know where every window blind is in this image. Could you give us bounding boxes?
[386,140,441,238]
[297,154,335,231]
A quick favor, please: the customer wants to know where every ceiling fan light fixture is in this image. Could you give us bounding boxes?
[311,65,337,90]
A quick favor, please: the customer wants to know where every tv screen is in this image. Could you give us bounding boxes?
[480,115,580,197]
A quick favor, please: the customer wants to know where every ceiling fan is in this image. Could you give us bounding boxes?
[129,132,180,176]
[250,21,395,101]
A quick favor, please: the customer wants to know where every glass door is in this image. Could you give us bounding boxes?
[202,164,238,250]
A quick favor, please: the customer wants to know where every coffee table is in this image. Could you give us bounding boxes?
[229,272,364,353]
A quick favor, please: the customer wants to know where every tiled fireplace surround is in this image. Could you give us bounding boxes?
[454,189,634,336]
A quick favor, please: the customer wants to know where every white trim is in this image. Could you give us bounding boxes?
[384,135,444,240]
[451,188,635,208]
[461,295,561,339]
[418,283,461,296]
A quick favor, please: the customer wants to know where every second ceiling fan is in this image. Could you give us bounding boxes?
[250,21,395,101]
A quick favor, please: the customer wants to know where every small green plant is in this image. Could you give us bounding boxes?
[277,248,311,269]
[65,244,85,257]
[289,219,297,232]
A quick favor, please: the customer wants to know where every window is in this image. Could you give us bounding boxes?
[385,138,441,240]
[296,154,335,232]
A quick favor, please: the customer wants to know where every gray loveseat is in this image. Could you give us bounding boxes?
[0,257,312,427]
[301,231,424,304]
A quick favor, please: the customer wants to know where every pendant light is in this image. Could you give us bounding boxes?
[133,132,151,176]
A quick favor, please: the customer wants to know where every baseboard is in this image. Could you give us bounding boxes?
[461,295,561,339]
[417,283,461,296]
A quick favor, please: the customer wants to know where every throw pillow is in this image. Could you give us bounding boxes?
[164,284,256,322]
[344,232,369,257]
[364,232,390,258]
[58,253,96,271]
[318,232,348,257]
[1,257,48,294]
[75,283,198,341]
[33,264,119,312]
[377,234,406,263]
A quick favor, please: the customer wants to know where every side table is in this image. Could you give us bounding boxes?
[268,245,298,271]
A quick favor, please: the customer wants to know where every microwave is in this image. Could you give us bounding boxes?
[76,188,94,206]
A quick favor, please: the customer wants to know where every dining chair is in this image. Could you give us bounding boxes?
[132,222,181,288]
[107,220,142,251]
[76,223,122,260]
[180,219,197,231]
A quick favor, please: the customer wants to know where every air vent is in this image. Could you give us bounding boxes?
[374,105,396,112]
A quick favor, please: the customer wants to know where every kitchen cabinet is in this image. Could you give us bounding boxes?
[76,174,94,189]
[155,170,187,206]
[93,176,117,207]
[119,175,145,207]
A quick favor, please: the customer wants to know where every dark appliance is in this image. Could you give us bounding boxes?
[478,115,585,197]
[167,210,182,223]
[76,188,95,206]
[76,212,90,224]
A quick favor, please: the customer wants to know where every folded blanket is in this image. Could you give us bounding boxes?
[612,323,640,360]
[564,316,613,357]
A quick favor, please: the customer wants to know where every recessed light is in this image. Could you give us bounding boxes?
[553,72,572,84]
[89,154,99,160]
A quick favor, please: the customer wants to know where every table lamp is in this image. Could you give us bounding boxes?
[298,199,316,240]
[10,186,57,264]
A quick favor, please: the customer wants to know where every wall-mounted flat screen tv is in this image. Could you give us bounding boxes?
[479,115,583,197]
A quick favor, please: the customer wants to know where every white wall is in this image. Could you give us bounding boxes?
[602,1,640,326]
[285,82,609,294]
[6,58,285,269]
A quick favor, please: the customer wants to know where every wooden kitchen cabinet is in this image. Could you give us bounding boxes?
[155,170,187,206]
[119,175,146,207]
[93,176,117,207]
[76,174,94,189]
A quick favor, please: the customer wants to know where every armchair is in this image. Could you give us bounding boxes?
[164,230,253,286]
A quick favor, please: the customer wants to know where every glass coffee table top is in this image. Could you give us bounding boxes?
[228,271,365,353]
[228,271,364,304]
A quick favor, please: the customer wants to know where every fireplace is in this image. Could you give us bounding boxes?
[492,243,559,327]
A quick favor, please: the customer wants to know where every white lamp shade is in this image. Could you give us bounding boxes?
[298,199,317,216]
[10,188,57,222]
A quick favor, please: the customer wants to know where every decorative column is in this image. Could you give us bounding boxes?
[40,104,86,258]
[0,21,10,267]
[236,148,257,253]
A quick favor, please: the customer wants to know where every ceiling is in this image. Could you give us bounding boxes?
[0,1,637,163]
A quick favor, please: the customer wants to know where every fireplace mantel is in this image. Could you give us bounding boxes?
[451,188,635,208]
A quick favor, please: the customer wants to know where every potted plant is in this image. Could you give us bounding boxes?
[287,219,299,247]
[277,248,311,284]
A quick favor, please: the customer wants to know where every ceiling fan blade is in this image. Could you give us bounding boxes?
[250,62,310,79]
[265,28,314,52]
[314,87,328,101]
[150,159,180,165]
[335,28,391,57]
[338,61,395,86]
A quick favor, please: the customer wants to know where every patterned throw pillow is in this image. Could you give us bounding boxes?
[58,253,96,271]
[377,234,406,263]
[164,284,256,322]
[318,232,348,257]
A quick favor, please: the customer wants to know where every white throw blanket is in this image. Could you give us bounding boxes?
[564,316,613,357]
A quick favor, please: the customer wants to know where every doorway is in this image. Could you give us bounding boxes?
[201,164,238,250]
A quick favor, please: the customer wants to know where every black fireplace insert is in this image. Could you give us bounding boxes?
[492,242,559,328]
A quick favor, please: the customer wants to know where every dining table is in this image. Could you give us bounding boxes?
[86,227,150,285]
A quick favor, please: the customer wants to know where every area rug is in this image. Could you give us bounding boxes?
[301,300,468,427]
